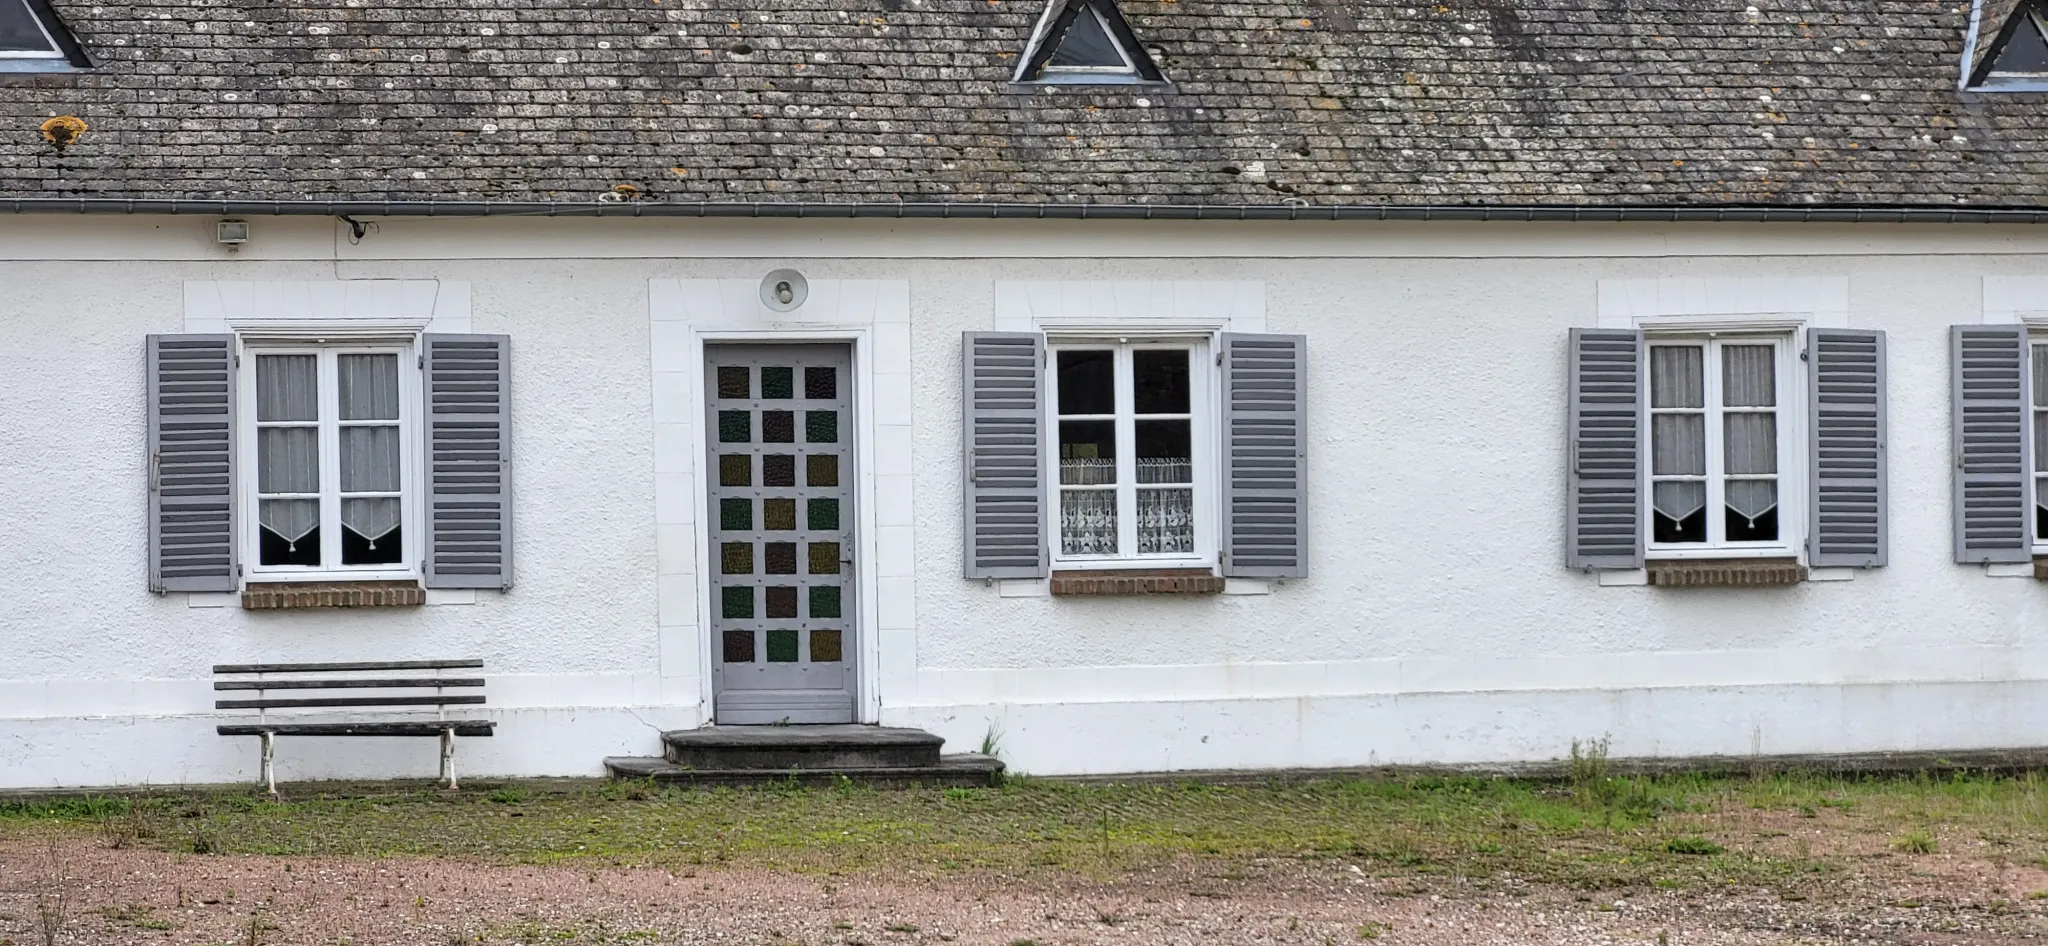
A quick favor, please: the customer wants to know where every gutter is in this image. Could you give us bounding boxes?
[6,198,2048,224]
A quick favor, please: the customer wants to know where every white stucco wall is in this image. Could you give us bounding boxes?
[5,214,2048,787]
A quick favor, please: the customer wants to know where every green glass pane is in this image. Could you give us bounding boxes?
[721,586,753,619]
[717,366,750,399]
[719,454,751,487]
[718,410,751,443]
[806,410,838,444]
[810,586,842,619]
[766,629,800,663]
[763,498,796,530]
[720,498,752,531]
[808,498,840,531]
[810,629,843,663]
[762,366,794,399]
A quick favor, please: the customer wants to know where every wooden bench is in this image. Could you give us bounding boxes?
[213,660,495,793]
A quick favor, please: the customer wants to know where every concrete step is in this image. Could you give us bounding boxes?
[660,725,944,770]
[605,753,1005,788]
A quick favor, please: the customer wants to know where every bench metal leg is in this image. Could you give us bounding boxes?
[439,729,457,790]
[260,732,277,796]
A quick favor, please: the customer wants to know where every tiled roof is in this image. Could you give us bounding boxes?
[0,2,2039,208]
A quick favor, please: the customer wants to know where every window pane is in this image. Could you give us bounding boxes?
[717,366,750,399]
[1133,350,1191,414]
[721,586,753,619]
[719,454,751,487]
[1652,482,1706,544]
[765,586,798,619]
[259,499,320,565]
[1060,490,1118,555]
[1724,413,1778,475]
[807,454,839,487]
[806,410,838,444]
[762,498,796,530]
[808,498,840,531]
[809,542,842,575]
[1726,481,1779,541]
[1047,6,1125,68]
[766,629,800,663]
[721,498,753,530]
[339,426,400,492]
[1136,419,1192,484]
[764,542,797,575]
[258,427,320,493]
[809,629,843,663]
[1138,488,1194,554]
[721,542,754,575]
[341,502,401,565]
[259,521,321,566]
[2038,478,2048,541]
[763,454,795,487]
[810,585,842,619]
[1649,414,1704,476]
[2037,412,2048,473]
[762,410,795,443]
[1649,347,1703,409]
[338,354,400,421]
[1059,420,1116,485]
[805,366,837,400]
[762,366,794,399]
[1056,350,1115,414]
[0,0,57,55]
[256,355,318,422]
[1722,345,1776,407]
[722,630,755,663]
[718,411,752,443]
[2035,345,2048,408]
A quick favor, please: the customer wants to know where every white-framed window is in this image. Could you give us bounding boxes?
[1646,335,1796,555]
[2032,339,2048,551]
[1046,337,1214,565]
[240,341,420,579]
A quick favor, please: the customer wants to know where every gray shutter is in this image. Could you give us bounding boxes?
[1952,324,2032,564]
[147,335,238,593]
[1808,329,1887,567]
[1566,329,1644,569]
[962,332,1048,579]
[423,334,514,589]
[1220,333,1307,579]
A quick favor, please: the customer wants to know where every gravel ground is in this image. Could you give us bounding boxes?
[2,830,2043,946]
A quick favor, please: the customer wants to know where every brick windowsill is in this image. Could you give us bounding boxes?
[1646,558,1806,588]
[242,581,426,610]
[1050,568,1225,597]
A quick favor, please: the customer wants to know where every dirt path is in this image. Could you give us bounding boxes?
[2,832,2042,946]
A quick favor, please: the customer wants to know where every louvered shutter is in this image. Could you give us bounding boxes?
[1219,333,1307,579]
[422,334,514,589]
[147,335,238,593]
[1807,329,1887,567]
[962,332,1047,579]
[1952,325,2032,564]
[1566,329,1644,569]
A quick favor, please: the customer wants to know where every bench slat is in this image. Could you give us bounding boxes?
[214,695,488,710]
[218,721,496,737]
[213,660,484,674]
[214,678,486,691]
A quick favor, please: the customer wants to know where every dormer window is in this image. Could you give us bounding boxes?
[1013,0,1166,86]
[0,0,88,69]
[1969,1,2048,90]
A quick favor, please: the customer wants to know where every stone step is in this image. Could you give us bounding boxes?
[660,725,944,771]
[605,753,1004,788]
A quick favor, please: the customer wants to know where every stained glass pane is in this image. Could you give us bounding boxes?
[720,454,751,487]
[808,498,840,531]
[806,366,837,400]
[810,586,842,619]
[763,498,797,530]
[765,543,798,575]
[809,542,842,575]
[807,454,839,487]
[763,410,795,443]
[720,498,752,531]
[806,410,838,444]
[810,629,843,663]
[720,542,754,575]
[764,454,795,487]
[717,365,750,399]
[718,410,751,443]
[766,629,800,663]
[765,586,798,618]
[762,367,794,399]
[721,586,753,619]
[722,630,755,663]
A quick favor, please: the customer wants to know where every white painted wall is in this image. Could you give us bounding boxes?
[3,215,2048,786]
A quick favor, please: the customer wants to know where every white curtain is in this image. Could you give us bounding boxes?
[1060,490,1117,555]
[339,355,402,543]
[1650,347,1703,408]
[1138,488,1194,554]
[338,354,399,420]
[1721,345,1778,524]
[1726,480,1778,521]
[1060,458,1116,486]
[1137,458,1191,484]
[1721,345,1776,407]
[1653,482,1705,523]
[256,355,320,544]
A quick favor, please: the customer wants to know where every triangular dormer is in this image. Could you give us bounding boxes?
[0,0,90,69]
[1013,0,1165,85]
[1971,0,2048,88]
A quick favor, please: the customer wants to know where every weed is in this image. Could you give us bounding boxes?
[1357,920,1387,939]
[32,837,69,946]
[1892,829,1938,854]
[488,788,527,805]
[883,922,919,933]
[1664,836,1723,856]
[979,720,1004,759]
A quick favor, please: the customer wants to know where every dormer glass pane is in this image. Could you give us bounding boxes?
[1047,7,1129,70]
[0,0,59,56]
[1992,13,2048,75]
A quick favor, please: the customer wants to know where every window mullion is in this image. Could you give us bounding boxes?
[319,350,342,569]
[1704,341,1726,547]
[1115,345,1138,558]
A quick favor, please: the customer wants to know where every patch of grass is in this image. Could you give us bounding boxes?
[487,788,527,806]
[1892,829,1938,854]
[1664,835,1723,856]
[1357,920,1388,939]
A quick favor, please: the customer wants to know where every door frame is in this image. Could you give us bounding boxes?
[685,328,881,724]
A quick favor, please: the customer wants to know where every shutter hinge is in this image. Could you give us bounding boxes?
[233,353,241,368]
[419,354,425,369]
[237,564,244,577]
[1800,348,1810,362]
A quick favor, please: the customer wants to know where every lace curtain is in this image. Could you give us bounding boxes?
[339,354,401,545]
[1060,491,1117,555]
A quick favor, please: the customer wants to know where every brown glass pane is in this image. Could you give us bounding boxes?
[763,498,797,530]
[722,630,755,663]
[720,542,754,575]
[765,542,798,575]
[717,366,750,399]
[805,366,837,400]
[810,586,842,619]
[720,498,752,531]
[806,410,838,444]
[719,454,751,487]
[807,454,839,487]
[721,586,753,619]
[766,629,800,663]
[718,410,751,443]
[762,366,794,399]
[763,454,796,487]
[809,542,842,575]
[762,410,795,443]
[810,629,843,663]
[765,586,798,618]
